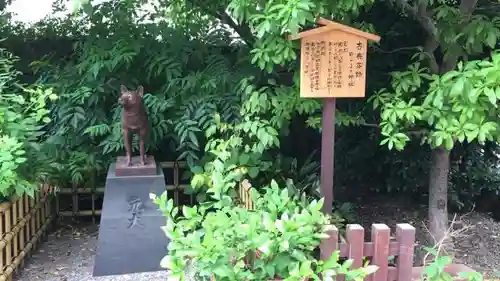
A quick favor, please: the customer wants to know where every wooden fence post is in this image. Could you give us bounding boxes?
[29,195,35,254]
[4,203,12,275]
[12,199,18,273]
[396,223,415,281]
[71,183,78,217]
[370,224,390,281]
[0,206,3,274]
[320,225,338,261]
[346,224,364,269]
[18,196,25,269]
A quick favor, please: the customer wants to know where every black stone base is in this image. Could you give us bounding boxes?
[92,163,169,277]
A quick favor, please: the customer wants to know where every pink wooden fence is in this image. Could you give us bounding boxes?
[321,223,476,281]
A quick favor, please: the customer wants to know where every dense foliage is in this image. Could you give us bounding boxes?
[2,1,261,189]
[0,47,55,200]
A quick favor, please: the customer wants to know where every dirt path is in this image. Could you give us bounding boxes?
[14,222,170,281]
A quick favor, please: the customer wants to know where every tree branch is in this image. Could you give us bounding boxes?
[213,10,255,46]
[459,0,479,17]
[424,38,440,74]
[372,45,422,54]
[393,0,438,37]
[440,0,479,73]
[394,0,479,74]
[186,0,255,46]
[393,0,440,73]
[408,129,428,137]
[360,122,380,128]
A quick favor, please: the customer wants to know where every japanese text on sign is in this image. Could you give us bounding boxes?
[301,36,366,98]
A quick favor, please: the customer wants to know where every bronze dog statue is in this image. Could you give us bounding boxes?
[118,85,149,166]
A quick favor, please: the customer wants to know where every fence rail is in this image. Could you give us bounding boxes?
[56,161,190,221]
[320,223,414,281]
[0,185,54,281]
[320,223,474,281]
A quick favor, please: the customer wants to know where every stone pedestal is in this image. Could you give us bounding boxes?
[115,156,157,176]
[92,159,169,277]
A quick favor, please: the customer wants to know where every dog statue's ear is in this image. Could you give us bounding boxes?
[120,85,128,93]
[137,86,144,97]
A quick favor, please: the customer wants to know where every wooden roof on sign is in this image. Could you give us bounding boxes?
[288,17,381,42]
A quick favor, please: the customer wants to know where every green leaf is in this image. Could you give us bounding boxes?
[486,31,497,48]
[450,78,464,97]
[434,136,443,147]
[14,157,27,164]
[159,255,175,269]
[387,138,394,150]
[49,93,58,101]
[423,246,438,256]
[444,136,454,150]
[191,174,205,188]
[485,87,497,105]
[239,154,250,165]
[465,130,479,141]
[299,260,313,276]
[213,265,232,277]
[364,265,379,275]
[248,167,259,178]
[264,264,276,277]
[323,251,340,269]
[275,219,285,233]
[188,132,198,147]
[258,240,272,255]
[205,125,216,137]
[190,165,203,174]
[342,259,354,270]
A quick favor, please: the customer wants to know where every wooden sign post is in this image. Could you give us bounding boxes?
[289,18,380,216]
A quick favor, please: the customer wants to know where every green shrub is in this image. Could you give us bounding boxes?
[152,180,377,281]
[0,48,55,199]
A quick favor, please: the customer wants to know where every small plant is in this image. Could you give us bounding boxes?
[419,247,483,281]
[152,180,378,281]
[419,214,484,281]
[0,135,34,198]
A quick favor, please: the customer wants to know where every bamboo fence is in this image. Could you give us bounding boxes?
[238,179,254,210]
[0,185,54,281]
[56,161,190,221]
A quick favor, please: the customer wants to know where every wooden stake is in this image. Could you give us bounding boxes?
[18,198,24,268]
[320,98,336,214]
[11,201,18,271]
[0,205,4,274]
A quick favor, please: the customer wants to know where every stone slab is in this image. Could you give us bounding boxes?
[115,155,157,176]
[92,162,169,277]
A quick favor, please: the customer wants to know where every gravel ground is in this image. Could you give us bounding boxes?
[454,212,500,275]
[354,195,500,278]
[14,222,171,281]
[14,197,500,280]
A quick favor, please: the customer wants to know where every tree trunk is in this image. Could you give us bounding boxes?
[428,147,452,254]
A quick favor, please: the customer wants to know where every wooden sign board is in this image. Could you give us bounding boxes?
[300,31,368,98]
[290,18,381,98]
